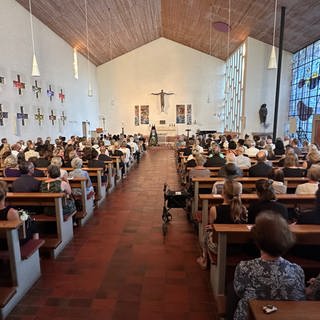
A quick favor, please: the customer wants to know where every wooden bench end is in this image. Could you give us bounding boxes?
[215,294,226,317]
[63,210,77,222]
[0,286,16,308]
[20,239,45,260]
[42,238,61,249]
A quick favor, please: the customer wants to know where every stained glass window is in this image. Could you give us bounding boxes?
[224,42,246,133]
[289,39,320,142]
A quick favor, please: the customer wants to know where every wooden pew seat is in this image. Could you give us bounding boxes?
[6,192,74,259]
[20,239,45,260]
[0,287,16,308]
[215,294,226,318]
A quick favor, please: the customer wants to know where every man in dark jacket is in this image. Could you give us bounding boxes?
[249,151,272,177]
[204,145,226,167]
[12,161,41,192]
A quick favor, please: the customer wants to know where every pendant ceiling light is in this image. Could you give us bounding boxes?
[29,0,40,77]
[85,0,93,97]
[268,0,278,69]
[73,48,79,79]
[227,0,231,59]
[108,7,112,61]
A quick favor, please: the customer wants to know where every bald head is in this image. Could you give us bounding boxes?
[256,151,267,162]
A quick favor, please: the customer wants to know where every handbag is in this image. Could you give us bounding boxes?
[62,196,77,215]
[206,229,218,264]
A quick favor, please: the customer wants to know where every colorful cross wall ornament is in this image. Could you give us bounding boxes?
[32,80,42,98]
[60,111,67,125]
[47,85,54,101]
[13,75,25,95]
[49,110,56,125]
[0,104,9,126]
[17,106,28,126]
[59,89,65,103]
[34,108,44,125]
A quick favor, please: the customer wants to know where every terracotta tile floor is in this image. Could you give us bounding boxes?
[8,148,216,320]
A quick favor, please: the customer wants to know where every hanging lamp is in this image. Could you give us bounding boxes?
[29,0,40,76]
[85,0,93,96]
[268,0,278,69]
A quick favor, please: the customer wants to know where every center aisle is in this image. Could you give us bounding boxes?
[9,148,216,320]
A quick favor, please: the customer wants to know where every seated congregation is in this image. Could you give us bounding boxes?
[177,132,320,319]
[0,133,146,317]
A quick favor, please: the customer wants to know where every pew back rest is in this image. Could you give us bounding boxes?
[199,193,316,209]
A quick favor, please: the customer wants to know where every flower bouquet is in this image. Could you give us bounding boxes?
[18,209,30,222]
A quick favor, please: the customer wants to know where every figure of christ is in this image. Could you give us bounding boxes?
[151,89,174,112]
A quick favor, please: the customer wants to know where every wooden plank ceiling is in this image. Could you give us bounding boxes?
[16,0,320,66]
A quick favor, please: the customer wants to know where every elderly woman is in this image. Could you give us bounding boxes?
[68,157,94,195]
[40,164,71,195]
[3,154,21,177]
[231,212,305,319]
[51,156,68,180]
[296,165,320,194]
[40,165,75,215]
[303,149,320,169]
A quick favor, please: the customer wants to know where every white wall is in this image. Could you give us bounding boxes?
[97,38,225,136]
[244,37,292,137]
[0,0,99,143]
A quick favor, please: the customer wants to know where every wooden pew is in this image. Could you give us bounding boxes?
[5,193,75,259]
[104,160,115,192]
[0,220,44,319]
[61,168,106,207]
[186,166,250,178]
[191,177,310,222]
[198,193,316,246]
[110,156,122,181]
[37,167,107,205]
[67,177,95,226]
[0,177,95,227]
[248,300,320,320]
[211,224,320,296]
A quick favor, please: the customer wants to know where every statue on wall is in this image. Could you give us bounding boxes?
[149,125,158,146]
[259,103,268,124]
[151,89,174,112]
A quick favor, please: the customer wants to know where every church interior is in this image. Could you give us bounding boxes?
[1,0,320,319]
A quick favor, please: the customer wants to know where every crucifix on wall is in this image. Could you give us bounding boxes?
[32,80,42,99]
[0,104,8,126]
[47,85,54,101]
[34,108,44,126]
[60,111,67,125]
[49,110,56,125]
[59,89,65,103]
[13,74,25,95]
[17,106,28,126]
[151,89,174,112]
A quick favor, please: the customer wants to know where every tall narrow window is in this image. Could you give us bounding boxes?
[224,42,246,133]
[289,40,320,142]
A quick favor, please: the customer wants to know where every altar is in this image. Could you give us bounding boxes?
[156,125,177,145]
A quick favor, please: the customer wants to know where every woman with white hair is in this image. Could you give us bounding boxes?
[51,156,68,180]
[295,165,320,194]
[68,157,94,195]
[3,154,20,177]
